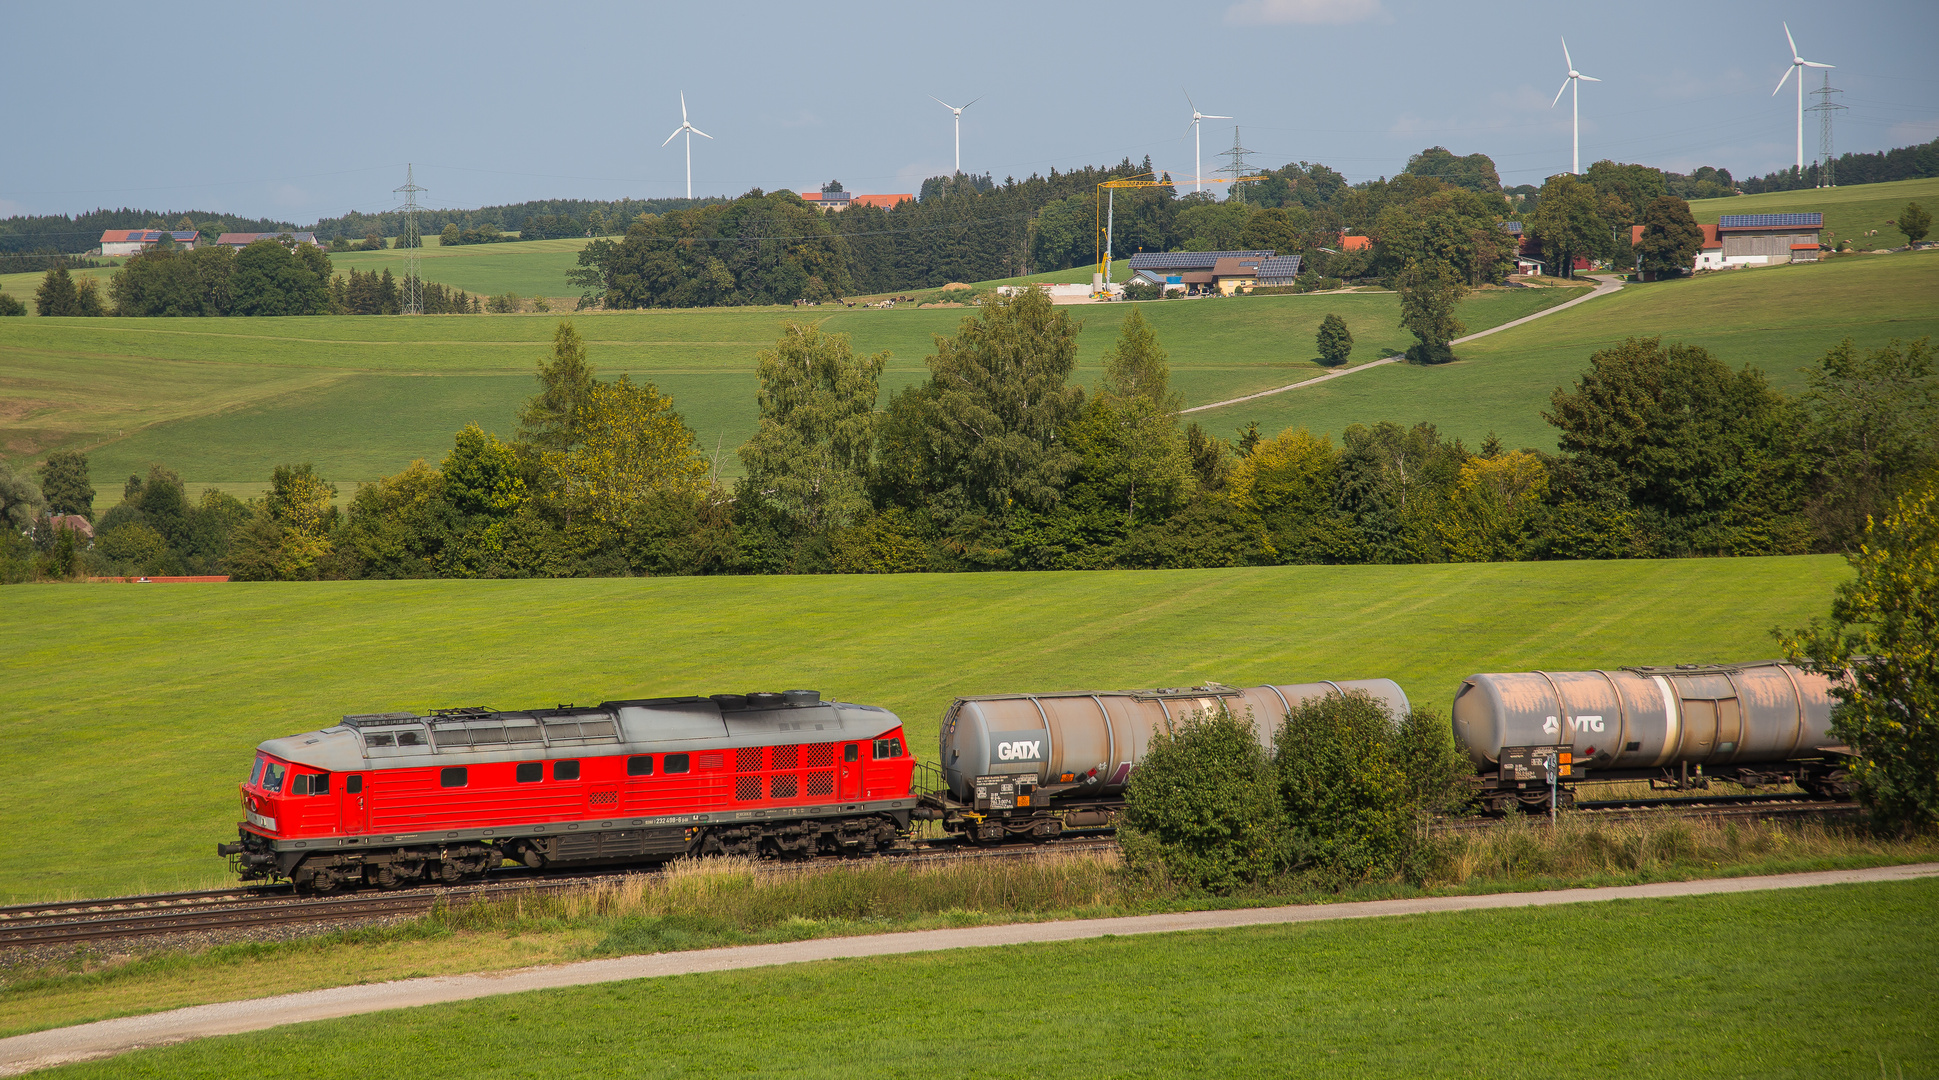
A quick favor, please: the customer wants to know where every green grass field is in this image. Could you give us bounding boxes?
[0,288,1565,497]
[1690,175,1939,250]
[0,555,1845,901]
[1195,248,1939,452]
[35,878,1937,1078]
[322,235,593,298]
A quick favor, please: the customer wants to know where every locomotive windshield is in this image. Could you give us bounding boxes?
[248,755,266,785]
[260,759,287,793]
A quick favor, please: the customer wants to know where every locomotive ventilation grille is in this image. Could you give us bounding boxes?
[735,776,761,802]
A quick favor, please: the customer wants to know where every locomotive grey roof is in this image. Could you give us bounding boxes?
[258,695,904,772]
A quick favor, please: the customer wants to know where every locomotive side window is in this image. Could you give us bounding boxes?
[292,774,309,795]
[516,762,543,783]
[554,760,581,781]
[874,740,890,759]
[890,738,902,758]
[292,774,331,795]
[346,775,363,794]
[440,767,468,788]
[261,761,287,793]
[627,755,654,776]
[664,753,690,774]
[396,731,424,747]
[844,744,859,762]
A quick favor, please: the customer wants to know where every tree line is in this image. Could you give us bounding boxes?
[19,239,480,317]
[1740,136,1939,194]
[7,297,1931,585]
[0,208,296,256]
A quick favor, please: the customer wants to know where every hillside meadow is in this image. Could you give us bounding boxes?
[0,288,1567,500]
[1195,247,1939,451]
[0,554,1847,901]
[1689,175,1939,249]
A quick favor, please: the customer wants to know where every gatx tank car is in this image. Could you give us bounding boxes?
[218,690,917,891]
[1450,661,1851,812]
[914,679,1409,841]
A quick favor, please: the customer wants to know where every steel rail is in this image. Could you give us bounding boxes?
[1,835,1121,949]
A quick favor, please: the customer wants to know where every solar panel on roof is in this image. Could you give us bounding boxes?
[1719,213,1822,228]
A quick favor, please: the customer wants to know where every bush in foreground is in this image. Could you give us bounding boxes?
[1120,706,1285,894]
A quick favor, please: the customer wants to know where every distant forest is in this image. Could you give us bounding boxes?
[0,208,297,260]
[310,198,725,242]
[1739,136,1939,193]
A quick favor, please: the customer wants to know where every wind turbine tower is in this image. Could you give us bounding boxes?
[1550,37,1601,175]
[1773,23,1834,176]
[930,96,980,174]
[1185,91,1231,194]
[661,92,713,200]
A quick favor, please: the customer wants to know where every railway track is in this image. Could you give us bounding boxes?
[1436,795,1863,832]
[0,835,1119,950]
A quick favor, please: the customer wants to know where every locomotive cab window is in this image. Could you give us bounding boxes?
[554,760,580,781]
[261,760,287,793]
[346,775,362,794]
[664,753,690,774]
[627,755,653,777]
[292,773,330,795]
[440,767,468,789]
[843,744,859,762]
[516,762,543,783]
[891,738,902,758]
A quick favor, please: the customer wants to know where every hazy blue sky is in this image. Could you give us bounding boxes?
[4,0,1934,224]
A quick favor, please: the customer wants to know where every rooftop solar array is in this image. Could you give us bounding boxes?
[1256,255,1303,279]
[1719,213,1822,228]
[1127,250,1276,270]
[1499,221,1523,234]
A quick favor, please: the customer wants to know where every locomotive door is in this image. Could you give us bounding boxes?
[344,774,368,835]
[838,743,862,803]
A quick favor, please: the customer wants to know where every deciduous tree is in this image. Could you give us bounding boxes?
[1780,484,1939,831]
[1801,337,1938,548]
[738,323,887,535]
[1396,258,1467,363]
[549,377,707,527]
[1899,201,1931,245]
[1316,312,1352,365]
[37,450,94,520]
[1634,195,1704,278]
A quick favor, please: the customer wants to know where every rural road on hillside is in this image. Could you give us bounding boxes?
[1181,273,1625,415]
[3,860,1931,1076]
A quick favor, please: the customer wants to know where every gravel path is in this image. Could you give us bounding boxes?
[1181,274,1624,415]
[5,860,1932,1076]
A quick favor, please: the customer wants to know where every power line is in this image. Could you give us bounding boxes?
[393,164,425,315]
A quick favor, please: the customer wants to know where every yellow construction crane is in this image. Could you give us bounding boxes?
[1092,172,1267,296]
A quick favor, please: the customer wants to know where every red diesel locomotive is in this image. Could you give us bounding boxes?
[217,690,917,891]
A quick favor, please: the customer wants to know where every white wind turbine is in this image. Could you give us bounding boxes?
[1773,22,1834,174]
[1551,37,1601,175]
[1185,90,1231,194]
[929,95,980,174]
[661,92,713,199]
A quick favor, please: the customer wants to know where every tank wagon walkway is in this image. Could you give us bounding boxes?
[1181,273,1625,415]
[4,862,1932,1076]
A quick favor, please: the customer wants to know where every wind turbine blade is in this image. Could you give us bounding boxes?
[662,129,683,147]
[1184,89,1196,112]
[1773,67,1794,95]
[690,126,713,140]
[681,92,688,123]
[1802,60,1834,68]
[930,95,958,111]
[1784,21,1798,60]
[1204,113,1232,120]
[1561,36,1573,71]
[1578,74,1601,82]
[1553,79,1571,108]
[962,96,982,110]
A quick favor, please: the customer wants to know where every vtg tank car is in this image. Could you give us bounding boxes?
[1451,661,1850,812]
[218,690,917,891]
[916,678,1409,841]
